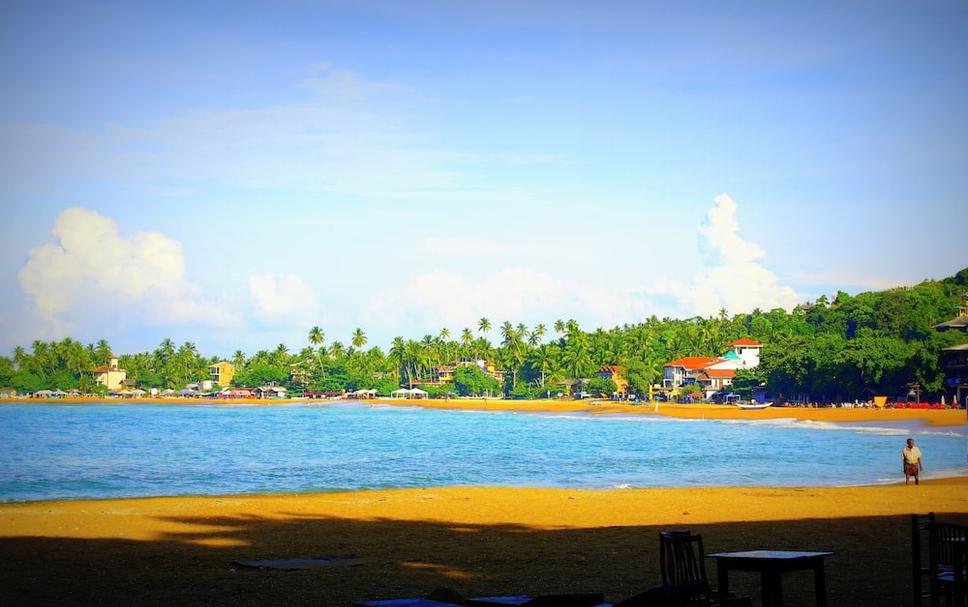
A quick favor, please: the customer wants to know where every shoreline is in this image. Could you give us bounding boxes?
[4,396,966,426]
[4,472,968,507]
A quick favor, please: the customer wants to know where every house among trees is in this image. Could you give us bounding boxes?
[727,338,763,367]
[934,291,968,332]
[289,367,310,386]
[93,356,127,391]
[598,365,629,397]
[431,360,504,385]
[209,361,235,387]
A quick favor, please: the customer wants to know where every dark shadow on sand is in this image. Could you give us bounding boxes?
[2,511,967,606]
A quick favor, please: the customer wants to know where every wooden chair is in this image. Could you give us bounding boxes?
[913,513,936,605]
[929,523,968,607]
[658,531,750,607]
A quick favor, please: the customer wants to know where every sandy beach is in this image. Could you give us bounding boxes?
[2,479,967,606]
[10,396,968,427]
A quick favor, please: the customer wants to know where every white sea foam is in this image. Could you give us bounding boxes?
[369,403,423,412]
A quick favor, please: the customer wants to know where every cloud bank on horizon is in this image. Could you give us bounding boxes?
[15,194,799,351]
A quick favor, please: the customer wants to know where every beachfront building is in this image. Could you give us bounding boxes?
[0,387,17,399]
[209,361,235,387]
[252,385,286,399]
[93,356,127,391]
[940,344,968,409]
[598,365,629,397]
[662,337,763,399]
[695,368,737,394]
[663,357,725,388]
[934,294,968,407]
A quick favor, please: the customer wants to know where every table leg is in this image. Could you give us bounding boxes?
[718,563,729,596]
[761,571,783,607]
[814,559,827,607]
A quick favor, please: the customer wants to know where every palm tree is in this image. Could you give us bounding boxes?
[563,333,592,379]
[500,321,515,344]
[438,327,450,341]
[478,317,491,335]
[388,336,406,382]
[352,328,367,349]
[529,323,546,347]
[534,344,553,387]
[232,350,246,369]
[460,328,474,357]
[94,339,112,364]
[554,319,565,335]
[308,326,324,349]
[12,345,27,368]
[329,341,345,359]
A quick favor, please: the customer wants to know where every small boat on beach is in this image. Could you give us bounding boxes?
[736,401,773,410]
[724,393,773,410]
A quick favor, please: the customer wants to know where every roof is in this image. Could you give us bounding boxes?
[704,369,736,378]
[730,338,762,347]
[664,357,723,370]
[599,365,626,374]
[935,317,968,331]
[724,351,741,360]
[92,365,122,373]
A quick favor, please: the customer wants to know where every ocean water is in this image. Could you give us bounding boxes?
[0,402,965,502]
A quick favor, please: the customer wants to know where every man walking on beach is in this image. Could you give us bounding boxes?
[902,438,923,485]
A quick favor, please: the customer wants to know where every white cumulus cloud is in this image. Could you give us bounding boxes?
[248,273,319,325]
[649,193,799,315]
[18,207,235,336]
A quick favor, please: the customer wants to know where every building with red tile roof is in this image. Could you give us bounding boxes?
[662,337,763,396]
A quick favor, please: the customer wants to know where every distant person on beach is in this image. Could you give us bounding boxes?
[902,438,923,485]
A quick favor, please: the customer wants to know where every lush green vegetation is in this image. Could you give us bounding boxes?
[2,268,966,401]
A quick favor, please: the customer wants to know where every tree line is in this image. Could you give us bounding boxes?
[1,267,966,401]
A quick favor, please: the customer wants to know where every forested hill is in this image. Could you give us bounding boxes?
[1,267,966,401]
[750,266,968,400]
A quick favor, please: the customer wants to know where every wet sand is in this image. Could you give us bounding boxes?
[2,479,967,606]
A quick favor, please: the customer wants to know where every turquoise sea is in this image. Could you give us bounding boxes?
[0,402,965,502]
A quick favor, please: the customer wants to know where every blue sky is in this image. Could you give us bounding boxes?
[1,1,966,357]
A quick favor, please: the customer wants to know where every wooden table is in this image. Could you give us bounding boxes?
[707,550,834,607]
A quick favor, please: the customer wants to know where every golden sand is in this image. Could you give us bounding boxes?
[12,396,968,427]
[369,398,968,427]
[2,480,967,606]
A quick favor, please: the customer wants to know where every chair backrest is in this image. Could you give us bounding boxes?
[659,530,710,595]
[912,512,936,604]
[930,522,968,571]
